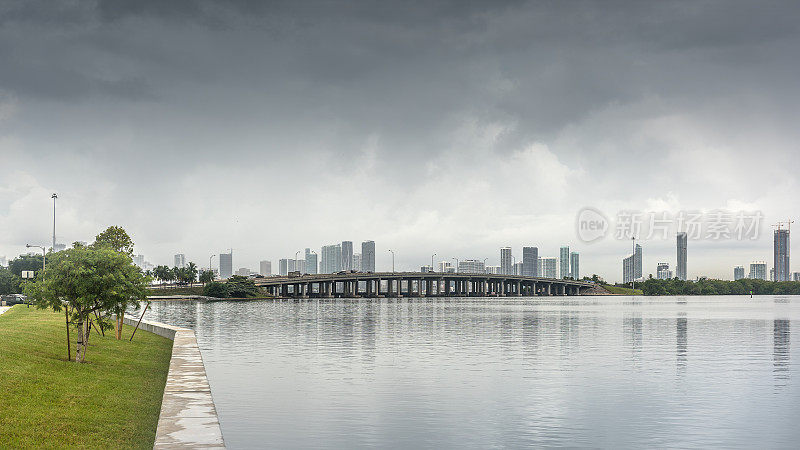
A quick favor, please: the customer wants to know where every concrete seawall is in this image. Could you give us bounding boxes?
[123,316,225,448]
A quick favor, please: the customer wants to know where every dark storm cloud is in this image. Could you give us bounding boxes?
[1,0,799,280]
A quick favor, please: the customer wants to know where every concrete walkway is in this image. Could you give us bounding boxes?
[123,316,225,448]
[0,306,10,316]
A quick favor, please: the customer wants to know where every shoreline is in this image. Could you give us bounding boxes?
[122,316,225,448]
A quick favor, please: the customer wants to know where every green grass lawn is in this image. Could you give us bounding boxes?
[0,306,173,449]
[600,284,644,295]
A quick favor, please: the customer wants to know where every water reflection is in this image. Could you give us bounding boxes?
[141,296,800,449]
[774,319,790,386]
[676,316,688,374]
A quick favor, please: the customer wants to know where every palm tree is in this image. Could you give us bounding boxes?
[199,270,215,286]
[186,262,198,287]
[153,265,170,285]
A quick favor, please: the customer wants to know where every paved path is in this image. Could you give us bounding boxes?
[0,306,10,316]
[122,316,225,448]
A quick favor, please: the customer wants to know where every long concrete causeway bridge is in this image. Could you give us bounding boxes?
[254,272,594,298]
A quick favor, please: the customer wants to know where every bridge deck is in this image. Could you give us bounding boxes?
[253,272,592,298]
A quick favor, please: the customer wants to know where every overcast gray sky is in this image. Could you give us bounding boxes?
[1,0,798,281]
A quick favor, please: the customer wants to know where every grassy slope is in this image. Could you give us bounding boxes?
[0,306,173,449]
[600,284,644,295]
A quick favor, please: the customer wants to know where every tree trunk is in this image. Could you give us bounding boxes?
[75,316,86,363]
[116,315,123,340]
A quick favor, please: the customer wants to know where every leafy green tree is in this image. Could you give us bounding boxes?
[8,254,44,278]
[226,275,260,298]
[203,281,229,298]
[24,246,149,362]
[93,225,135,256]
[199,269,215,285]
[0,266,21,295]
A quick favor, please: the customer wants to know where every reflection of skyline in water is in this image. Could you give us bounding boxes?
[774,319,790,386]
[140,297,800,449]
[677,316,688,374]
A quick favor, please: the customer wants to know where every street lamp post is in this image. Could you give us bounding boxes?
[388,249,395,273]
[512,255,517,275]
[209,254,216,278]
[51,193,57,251]
[483,257,488,273]
[295,251,301,273]
[26,244,46,278]
[431,253,436,273]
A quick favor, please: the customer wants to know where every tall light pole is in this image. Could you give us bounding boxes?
[431,253,436,273]
[26,244,46,278]
[295,251,301,273]
[388,249,395,273]
[512,255,517,275]
[483,257,488,273]
[51,193,57,251]
[209,254,216,275]
[452,257,459,273]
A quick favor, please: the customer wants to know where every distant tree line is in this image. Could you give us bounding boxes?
[638,277,800,296]
[151,263,199,286]
[202,275,260,298]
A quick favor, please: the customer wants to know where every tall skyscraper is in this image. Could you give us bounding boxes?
[734,266,745,281]
[278,258,289,276]
[321,244,342,273]
[174,253,186,268]
[219,251,233,279]
[500,247,512,275]
[260,260,272,276]
[560,246,570,278]
[362,240,375,272]
[353,253,362,272]
[133,254,145,268]
[623,244,643,283]
[513,261,524,275]
[676,232,687,281]
[570,252,580,279]
[539,257,557,278]
[749,261,767,280]
[305,248,318,274]
[774,228,790,282]
[522,247,538,277]
[458,259,485,274]
[341,241,353,271]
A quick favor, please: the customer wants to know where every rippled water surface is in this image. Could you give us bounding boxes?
[142,296,800,449]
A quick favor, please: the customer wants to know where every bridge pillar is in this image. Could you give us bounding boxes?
[516,280,522,296]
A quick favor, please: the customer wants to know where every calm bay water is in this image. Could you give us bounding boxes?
[142,296,800,449]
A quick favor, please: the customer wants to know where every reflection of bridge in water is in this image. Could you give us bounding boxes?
[254,272,594,298]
